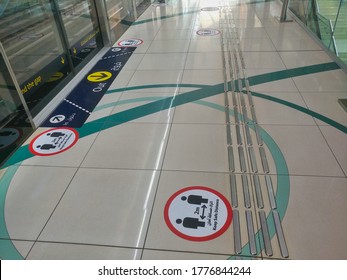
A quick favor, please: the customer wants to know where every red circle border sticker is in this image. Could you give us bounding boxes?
[29,127,79,156]
[164,186,233,242]
[118,38,143,47]
[196,29,221,36]
[201,7,220,12]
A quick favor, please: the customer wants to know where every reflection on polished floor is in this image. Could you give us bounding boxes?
[1,0,347,260]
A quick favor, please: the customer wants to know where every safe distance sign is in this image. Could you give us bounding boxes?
[164,186,233,242]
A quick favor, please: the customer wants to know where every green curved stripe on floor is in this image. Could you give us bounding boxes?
[1,0,343,259]
[0,61,344,259]
[250,91,347,134]
[106,84,211,94]
[248,62,340,86]
[93,96,162,112]
[0,96,289,260]
[0,164,25,259]
[2,62,346,168]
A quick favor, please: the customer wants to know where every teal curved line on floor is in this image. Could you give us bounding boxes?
[106,84,211,94]
[2,60,346,168]
[2,64,346,167]
[2,59,341,256]
[250,91,347,134]
[93,96,163,112]
[0,164,25,259]
[0,97,289,260]
[247,62,340,87]
[108,62,340,95]
[2,146,32,169]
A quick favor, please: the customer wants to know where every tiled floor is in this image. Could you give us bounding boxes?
[1,0,347,260]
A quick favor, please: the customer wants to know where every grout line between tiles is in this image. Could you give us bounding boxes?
[24,167,80,259]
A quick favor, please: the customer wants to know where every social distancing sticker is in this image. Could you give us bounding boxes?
[164,186,232,242]
[196,29,221,36]
[29,128,78,156]
[118,39,143,47]
[201,7,220,11]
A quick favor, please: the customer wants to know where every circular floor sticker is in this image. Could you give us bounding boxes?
[0,128,21,150]
[164,186,232,242]
[29,128,78,156]
[111,47,122,52]
[201,7,220,11]
[118,39,143,47]
[196,29,221,36]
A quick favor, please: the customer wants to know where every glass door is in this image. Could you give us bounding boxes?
[0,0,104,118]
[104,0,136,42]
[0,42,35,166]
[0,0,75,116]
[55,0,103,69]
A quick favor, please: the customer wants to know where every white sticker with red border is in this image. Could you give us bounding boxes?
[201,7,220,12]
[118,39,143,47]
[196,29,221,36]
[164,186,232,242]
[29,128,78,156]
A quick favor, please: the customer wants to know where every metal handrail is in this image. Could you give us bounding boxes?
[311,0,338,55]
[315,0,320,13]
[329,0,343,55]
[329,19,338,55]
[317,12,332,24]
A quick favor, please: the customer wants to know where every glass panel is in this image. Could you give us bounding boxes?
[56,0,103,68]
[105,0,136,42]
[289,0,310,23]
[288,0,347,67]
[316,0,340,24]
[333,0,347,63]
[316,0,340,53]
[317,13,334,50]
[0,0,73,116]
[288,0,328,43]
[0,46,35,167]
[135,0,151,17]
[306,0,320,37]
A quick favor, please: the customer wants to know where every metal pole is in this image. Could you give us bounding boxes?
[280,0,290,22]
[328,0,343,52]
[133,0,138,20]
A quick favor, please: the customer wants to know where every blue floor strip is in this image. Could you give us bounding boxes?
[41,47,136,128]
